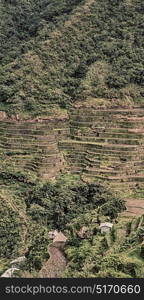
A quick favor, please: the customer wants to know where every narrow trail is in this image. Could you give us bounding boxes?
[39,244,67,278]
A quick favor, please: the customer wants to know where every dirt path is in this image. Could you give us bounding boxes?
[39,244,67,278]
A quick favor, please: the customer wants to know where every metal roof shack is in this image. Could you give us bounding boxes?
[99,222,113,233]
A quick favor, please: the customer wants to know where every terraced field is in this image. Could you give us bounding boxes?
[59,105,144,215]
[0,118,69,180]
[0,105,144,215]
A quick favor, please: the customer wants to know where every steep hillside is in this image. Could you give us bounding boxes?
[0,102,144,215]
[0,0,144,278]
[0,0,144,116]
[64,214,144,278]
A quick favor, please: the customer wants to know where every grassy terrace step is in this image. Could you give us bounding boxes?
[65,166,82,171]
[0,123,53,134]
[70,109,144,115]
[0,149,59,155]
[80,132,144,138]
[86,150,132,158]
[59,149,135,158]
[7,154,60,158]
[73,136,142,145]
[71,111,144,115]
[0,123,53,129]
[85,156,144,165]
[64,157,87,162]
[66,163,86,168]
[65,157,86,162]
[83,176,144,187]
[0,129,54,136]
[133,161,144,166]
[0,140,57,145]
[85,168,118,176]
[70,117,144,122]
[70,107,144,113]
[109,181,144,186]
[70,126,144,133]
[4,158,60,164]
[60,147,135,157]
[70,122,144,130]
[83,173,144,180]
[0,131,56,137]
[71,117,144,125]
[85,157,102,163]
[0,139,56,145]
[64,151,86,156]
[70,116,144,122]
[109,176,144,182]
[0,134,56,140]
[59,140,138,150]
[0,140,56,146]
[0,146,57,153]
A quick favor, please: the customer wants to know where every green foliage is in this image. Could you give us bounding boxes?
[0,0,144,278]
[26,182,125,229]
[140,243,144,259]
[64,218,144,278]
[111,226,116,242]
[0,196,21,258]
[99,198,126,220]
[0,170,36,185]
[25,227,49,271]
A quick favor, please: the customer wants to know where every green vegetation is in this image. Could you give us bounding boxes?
[0,173,126,276]
[0,0,144,115]
[0,165,143,278]
[0,196,21,258]
[0,0,144,279]
[26,181,126,229]
[25,227,49,271]
[64,214,144,278]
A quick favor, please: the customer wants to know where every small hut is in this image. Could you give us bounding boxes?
[53,231,68,243]
[99,222,113,233]
[49,230,58,239]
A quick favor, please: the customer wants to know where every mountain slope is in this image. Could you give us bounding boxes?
[0,0,144,116]
[0,0,144,278]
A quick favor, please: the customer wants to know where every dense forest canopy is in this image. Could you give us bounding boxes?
[0,0,144,115]
[26,181,126,229]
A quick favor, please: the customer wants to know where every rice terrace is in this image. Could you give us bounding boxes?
[0,0,144,279]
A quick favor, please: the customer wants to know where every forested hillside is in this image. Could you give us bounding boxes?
[0,0,144,116]
[0,0,144,279]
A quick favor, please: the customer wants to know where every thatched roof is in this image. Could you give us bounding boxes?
[53,231,68,243]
